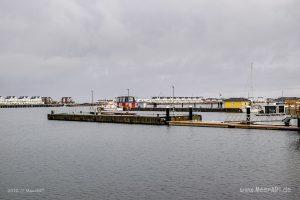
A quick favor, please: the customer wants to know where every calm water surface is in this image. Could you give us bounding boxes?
[0,108,299,200]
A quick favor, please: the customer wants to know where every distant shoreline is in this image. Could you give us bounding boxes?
[0,103,97,108]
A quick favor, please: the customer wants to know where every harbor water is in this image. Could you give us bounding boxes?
[0,108,299,200]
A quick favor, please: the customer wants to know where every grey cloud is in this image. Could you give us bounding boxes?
[0,0,299,101]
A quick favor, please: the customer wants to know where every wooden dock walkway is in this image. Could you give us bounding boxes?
[47,113,200,125]
[48,113,167,125]
[169,121,300,131]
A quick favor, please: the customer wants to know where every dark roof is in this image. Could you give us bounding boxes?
[6,96,16,99]
[117,96,135,98]
[19,96,29,99]
[274,97,300,102]
[31,96,41,99]
[151,96,203,99]
[224,98,250,102]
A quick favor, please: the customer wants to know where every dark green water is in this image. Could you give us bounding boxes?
[0,108,299,200]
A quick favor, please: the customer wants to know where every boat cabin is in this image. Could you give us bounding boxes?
[116,96,138,110]
[263,103,285,114]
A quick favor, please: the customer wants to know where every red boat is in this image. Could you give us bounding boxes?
[116,96,138,110]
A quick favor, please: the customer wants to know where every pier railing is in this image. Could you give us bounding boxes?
[224,113,288,122]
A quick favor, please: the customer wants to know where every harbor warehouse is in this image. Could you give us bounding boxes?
[224,98,250,109]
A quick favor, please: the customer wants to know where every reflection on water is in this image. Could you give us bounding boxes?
[294,138,300,150]
[0,107,299,200]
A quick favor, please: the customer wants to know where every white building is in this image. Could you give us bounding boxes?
[0,96,5,104]
[140,96,205,104]
[5,96,18,105]
[18,96,31,105]
[0,96,44,105]
[30,96,44,105]
[249,96,267,103]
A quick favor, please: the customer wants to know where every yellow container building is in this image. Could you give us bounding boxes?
[224,98,250,109]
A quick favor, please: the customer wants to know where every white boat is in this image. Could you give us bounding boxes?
[242,105,263,113]
[97,101,123,112]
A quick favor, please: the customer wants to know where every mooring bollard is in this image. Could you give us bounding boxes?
[51,110,54,115]
[189,106,193,120]
[246,106,251,124]
[166,107,170,121]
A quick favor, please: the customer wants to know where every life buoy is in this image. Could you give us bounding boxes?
[97,107,103,112]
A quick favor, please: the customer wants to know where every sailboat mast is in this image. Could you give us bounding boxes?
[250,62,254,99]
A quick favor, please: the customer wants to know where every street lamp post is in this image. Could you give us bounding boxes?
[91,90,94,112]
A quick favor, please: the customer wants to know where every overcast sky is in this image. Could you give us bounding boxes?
[0,0,299,102]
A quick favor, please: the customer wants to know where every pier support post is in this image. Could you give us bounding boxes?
[246,106,251,124]
[166,107,170,121]
[298,117,300,128]
[189,106,193,120]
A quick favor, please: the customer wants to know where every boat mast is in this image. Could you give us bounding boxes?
[172,85,175,113]
[250,62,254,99]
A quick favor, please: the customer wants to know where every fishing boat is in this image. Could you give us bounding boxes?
[116,96,138,110]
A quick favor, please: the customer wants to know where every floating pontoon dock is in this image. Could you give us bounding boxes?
[169,121,300,131]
